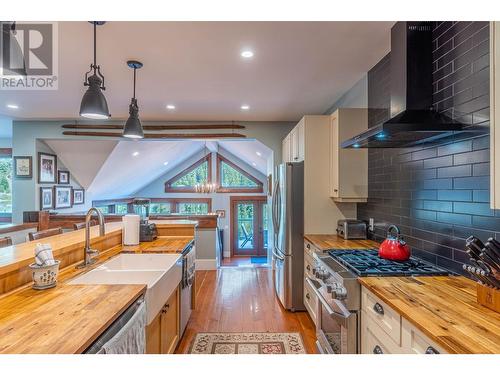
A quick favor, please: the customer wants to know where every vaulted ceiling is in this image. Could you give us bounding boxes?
[44,139,272,199]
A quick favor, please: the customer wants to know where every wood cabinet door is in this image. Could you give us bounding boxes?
[146,311,162,354]
[160,287,179,354]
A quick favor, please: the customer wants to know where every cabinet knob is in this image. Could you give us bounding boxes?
[425,346,439,354]
[373,345,383,354]
[306,265,311,271]
[305,293,310,300]
[373,303,384,315]
[306,244,311,249]
[334,189,338,192]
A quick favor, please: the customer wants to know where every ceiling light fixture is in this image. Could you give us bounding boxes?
[252,162,257,167]
[123,60,144,139]
[195,142,218,194]
[256,151,262,157]
[166,104,176,110]
[163,161,169,166]
[79,21,111,120]
[241,105,250,110]
[132,151,140,157]
[241,50,254,58]
[6,104,19,109]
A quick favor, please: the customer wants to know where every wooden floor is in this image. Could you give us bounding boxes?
[220,256,269,267]
[175,268,317,354]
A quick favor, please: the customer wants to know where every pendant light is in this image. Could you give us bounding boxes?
[79,21,111,119]
[123,60,144,139]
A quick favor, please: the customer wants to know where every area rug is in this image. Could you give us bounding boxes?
[189,332,306,354]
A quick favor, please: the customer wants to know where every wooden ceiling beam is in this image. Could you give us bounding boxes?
[62,131,246,139]
[61,124,245,130]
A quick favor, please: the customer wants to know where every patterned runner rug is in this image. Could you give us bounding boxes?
[189,332,306,354]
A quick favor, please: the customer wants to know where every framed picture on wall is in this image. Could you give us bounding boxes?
[40,187,53,210]
[14,156,32,178]
[73,188,85,205]
[58,170,70,184]
[54,185,72,209]
[38,152,57,183]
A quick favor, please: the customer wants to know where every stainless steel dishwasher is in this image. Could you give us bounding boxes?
[180,241,195,336]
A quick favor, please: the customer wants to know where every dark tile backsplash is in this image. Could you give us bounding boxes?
[357,21,493,275]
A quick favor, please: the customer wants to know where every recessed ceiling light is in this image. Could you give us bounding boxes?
[163,161,169,166]
[166,104,176,110]
[6,104,18,109]
[241,105,250,110]
[132,151,140,157]
[256,151,262,157]
[252,162,257,167]
[241,50,254,58]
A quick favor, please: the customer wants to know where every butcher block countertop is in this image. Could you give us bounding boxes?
[121,236,193,254]
[304,234,378,251]
[359,276,500,354]
[0,284,145,354]
[305,234,500,354]
[0,235,193,353]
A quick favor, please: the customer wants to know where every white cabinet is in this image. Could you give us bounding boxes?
[401,318,446,354]
[329,108,368,202]
[491,22,500,209]
[282,119,305,162]
[282,134,292,163]
[361,287,448,354]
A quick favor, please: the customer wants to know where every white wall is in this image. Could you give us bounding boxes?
[135,147,269,257]
[323,74,368,115]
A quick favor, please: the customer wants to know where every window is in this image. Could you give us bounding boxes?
[178,202,209,215]
[150,203,171,215]
[165,154,212,192]
[96,206,110,214]
[0,149,12,220]
[115,204,129,214]
[216,154,263,193]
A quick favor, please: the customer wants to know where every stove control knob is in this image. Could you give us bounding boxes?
[332,286,348,301]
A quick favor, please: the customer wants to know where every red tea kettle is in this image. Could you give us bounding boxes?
[378,225,411,261]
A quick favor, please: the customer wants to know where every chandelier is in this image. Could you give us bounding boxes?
[194,182,217,194]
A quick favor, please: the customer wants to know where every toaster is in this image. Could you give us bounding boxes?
[336,219,367,239]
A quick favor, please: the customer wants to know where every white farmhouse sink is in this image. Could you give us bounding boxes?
[68,254,182,324]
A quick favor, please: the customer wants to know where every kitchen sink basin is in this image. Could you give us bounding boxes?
[68,254,182,324]
[95,253,181,271]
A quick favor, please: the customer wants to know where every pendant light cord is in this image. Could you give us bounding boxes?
[133,67,136,99]
[93,22,97,70]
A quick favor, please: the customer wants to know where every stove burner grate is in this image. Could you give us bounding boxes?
[327,249,450,277]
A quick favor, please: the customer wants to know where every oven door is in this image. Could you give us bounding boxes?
[306,277,358,354]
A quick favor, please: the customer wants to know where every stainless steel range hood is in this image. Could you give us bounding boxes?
[342,22,486,149]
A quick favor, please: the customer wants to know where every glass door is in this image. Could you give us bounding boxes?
[231,197,268,257]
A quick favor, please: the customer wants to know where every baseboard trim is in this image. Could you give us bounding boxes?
[195,258,217,270]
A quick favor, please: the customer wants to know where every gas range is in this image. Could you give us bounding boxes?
[327,249,450,277]
[309,248,450,354]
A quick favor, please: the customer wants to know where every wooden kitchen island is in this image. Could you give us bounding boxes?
[0,221,195,354]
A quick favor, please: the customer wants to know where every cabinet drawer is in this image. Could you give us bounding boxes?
[361,288,401,345]
[401,318,447,354]
[303,278,318,325]
[361,314,401,354]
[304,251,316,279]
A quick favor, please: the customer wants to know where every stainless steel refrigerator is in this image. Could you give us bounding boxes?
[272,162,305,311]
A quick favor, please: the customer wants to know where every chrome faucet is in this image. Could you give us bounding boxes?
[76,207,105,269]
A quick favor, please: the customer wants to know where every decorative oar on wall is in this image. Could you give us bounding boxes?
[61,123,247,139]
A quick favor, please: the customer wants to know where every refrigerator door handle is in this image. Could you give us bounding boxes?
[272,249,285,261]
